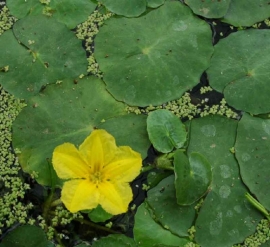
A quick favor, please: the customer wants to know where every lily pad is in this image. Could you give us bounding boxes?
[98,114,150,159]
[6,0,43,17]
[134,202,190,247]
[6,0,97,28]
[0,15,87,99]
[187,115,262,247]
[174,151,212,205]
[12,77,126,186]
[147,109,187,153]
[92,234,137,247]
[223,0,270,27]
[207,29,270,114]
[0,225,53,247]
[184,0,230,18]
[147,0,165,8]
[99,0,146,17]
[235,113,270,210]
[95,1,213,106]
[147,175,196,237]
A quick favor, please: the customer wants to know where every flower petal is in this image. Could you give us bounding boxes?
[53,143,91,180]
[79,129,118,171]
[98,181,132,215]
[102,146,142,183]
[61,179,99,213]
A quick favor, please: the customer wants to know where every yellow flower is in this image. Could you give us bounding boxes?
[52,129,142,215]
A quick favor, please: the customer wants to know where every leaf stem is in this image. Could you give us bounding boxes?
[245,193,270,221]
[74,218,120,234]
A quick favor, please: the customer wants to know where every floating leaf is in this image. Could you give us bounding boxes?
[208,29,270,114]
[235,113,270,210]
[187,115,262,247]
[88,205,112,223]
[98,114,150,159]
[147,175,196,237]
[134,202,190,247]
[92,234,137,247]
[147,109,187,153]
[0,15,87,99]
[147,0,165,8]
[99,0,146,17]
[223,1,270,27]
[95,1,213,106]
[6,0,43,17]
[174,151,212,205]
[0,225,53,247]
[184,0,230,18]
[6,0,97,28]
[12,77,126,186]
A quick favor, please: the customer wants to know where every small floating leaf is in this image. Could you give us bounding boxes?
[147,109,187,153]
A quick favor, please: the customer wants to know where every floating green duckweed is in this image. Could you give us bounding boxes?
[126,90,238,120]
[0,6,17,36]
[233,219,270,247]
[0,86,32,235]
[76,7,113,78]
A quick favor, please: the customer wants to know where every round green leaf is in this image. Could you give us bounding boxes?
[184,0,230,18]
[98,114,150,159]
[0,225,53,247]
[6,0,97,28]
[147,109,187,153]
[49,0,97,29]
[134,202,190,247]
[235,113,270,210]
[0,16,87,99]
[147,175,196,237]
[95,1,213,106]
[174,151,212,205]
[6,0,43,18]
[147,0,165,8]
[187,115,262,247]
[92,235,137,247]
[12,77,126,186]
[223,0,270,27]
[208,29,270,114]
[99,0,146,17]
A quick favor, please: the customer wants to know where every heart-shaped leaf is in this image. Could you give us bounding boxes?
[174,151,212,205]
[147,109,187,153]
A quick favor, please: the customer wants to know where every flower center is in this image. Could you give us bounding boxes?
[90,171,102,184]
[89,171,110,188]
